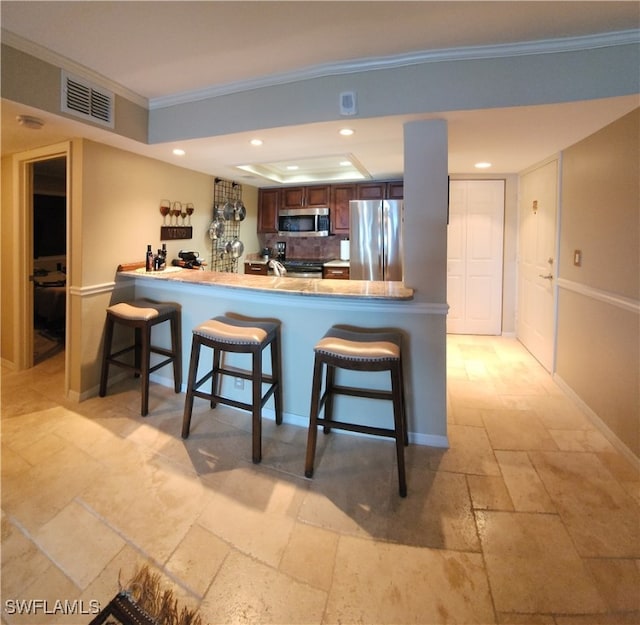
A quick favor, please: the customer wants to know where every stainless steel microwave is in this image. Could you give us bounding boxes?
[278,207,330,237]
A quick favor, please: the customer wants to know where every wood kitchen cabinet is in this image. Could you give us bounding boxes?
[357,182,386,200]
[323,266,350,280]
[257,188,279,233]
[258,180,403,235]
[281,185,331,209]
[244,262,268,275]
[387,180,404,199]
[331,183,356,234]
[357,181,404,200]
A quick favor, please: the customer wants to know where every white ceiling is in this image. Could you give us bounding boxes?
[2,1,639,183]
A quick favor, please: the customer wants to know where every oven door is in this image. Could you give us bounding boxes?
[286,270,322,279]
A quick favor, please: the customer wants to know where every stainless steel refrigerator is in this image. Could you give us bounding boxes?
[349,199,404,281]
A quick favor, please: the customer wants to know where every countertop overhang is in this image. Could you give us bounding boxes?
[119,267,414,300]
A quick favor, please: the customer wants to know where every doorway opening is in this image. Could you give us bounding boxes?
[32,157,67,364]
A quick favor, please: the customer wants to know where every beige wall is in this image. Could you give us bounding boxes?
[557,290,639,455]
[556,109,639,458]
[0,138,260,397]
[78,140,215,284]
[73,139,262,396]
[1,44,148,144]
[560,110,639,299]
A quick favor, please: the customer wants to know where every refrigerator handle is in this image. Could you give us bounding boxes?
[382,201,391,280]
[379,205,385,278]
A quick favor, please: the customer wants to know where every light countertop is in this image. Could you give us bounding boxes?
[121,267,413,300]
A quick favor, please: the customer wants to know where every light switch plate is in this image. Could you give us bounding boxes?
[573,249,582,266]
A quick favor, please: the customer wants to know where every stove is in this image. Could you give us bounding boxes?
[281,258,324,278]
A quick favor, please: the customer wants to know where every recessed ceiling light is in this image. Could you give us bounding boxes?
[339,128,354,136]
[340,160,352,166]
[475,162,492,169]
[173,148,186,156]
[250,139,263,146]
[286,165,299,171]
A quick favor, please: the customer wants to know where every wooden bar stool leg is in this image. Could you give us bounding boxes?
[391,362,407,497]
[99,316,114,397]
[399,356,409,446]
[251,349,262,464]
[182,336,202,438]
[171,313,182,393]
[210,348,221,408]
[133,327,142,379]
[323,364,336,434]
[271,332,283,425]
[305,356,324,478]
[140,323,152,417]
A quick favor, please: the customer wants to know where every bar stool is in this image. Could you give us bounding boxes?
[304,325,409,497]
[99,298,182,416]
[181,314,283,464]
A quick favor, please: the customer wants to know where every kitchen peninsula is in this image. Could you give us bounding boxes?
[117,267,448,447]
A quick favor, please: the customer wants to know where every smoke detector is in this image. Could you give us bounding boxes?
[17,115,44,130]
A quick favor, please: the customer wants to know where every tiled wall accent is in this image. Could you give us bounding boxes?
[259,234,348,260]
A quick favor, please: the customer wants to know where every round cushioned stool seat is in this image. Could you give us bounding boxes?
[193,316,277,345]
[107,299,178,321]
[315,327,401,361]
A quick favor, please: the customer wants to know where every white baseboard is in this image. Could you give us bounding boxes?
[554,373,640,471]
[146,372,450,448]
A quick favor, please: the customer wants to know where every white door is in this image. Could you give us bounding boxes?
[517,159,558,372]
[447,180,505,334]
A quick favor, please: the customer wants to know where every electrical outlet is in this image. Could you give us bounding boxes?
[234,377,244,389]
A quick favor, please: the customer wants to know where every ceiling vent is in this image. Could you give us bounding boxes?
[61,71,114,127]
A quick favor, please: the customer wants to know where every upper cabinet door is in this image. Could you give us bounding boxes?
[357,181,404,200]
[357,183,386,200]
[387,181,404,199]
[257,188,279,233]
[306,185,331,207]
[281,185,331,209]
[281,187,305,209]
[331,184,357,234]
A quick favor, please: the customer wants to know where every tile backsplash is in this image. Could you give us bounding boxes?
[259,234,348,260]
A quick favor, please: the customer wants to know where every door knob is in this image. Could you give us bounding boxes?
[538,273,553,280]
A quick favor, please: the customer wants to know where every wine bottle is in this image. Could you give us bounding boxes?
[154,249,165,271]
[146,245,153,272]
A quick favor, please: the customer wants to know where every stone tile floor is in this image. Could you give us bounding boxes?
[1,336,638,624]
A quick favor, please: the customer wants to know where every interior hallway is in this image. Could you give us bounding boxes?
[2,335,639,625]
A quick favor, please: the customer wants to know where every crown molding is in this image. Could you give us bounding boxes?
[1,29,149,108]
[149,29,640,110]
